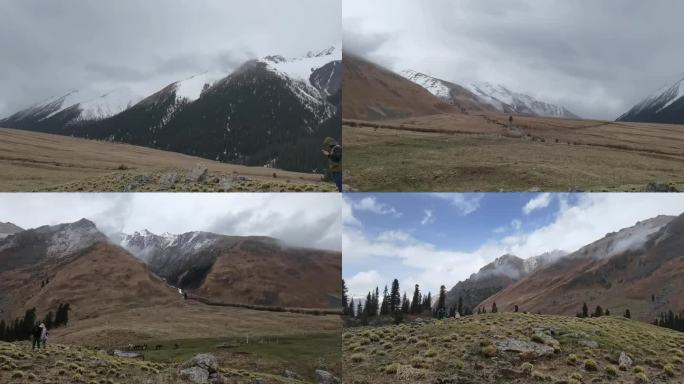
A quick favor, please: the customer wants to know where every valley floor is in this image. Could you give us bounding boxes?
[343,113,684,191]
[0,128,335,192]
[343,313,684,384]
[1,301,341,383]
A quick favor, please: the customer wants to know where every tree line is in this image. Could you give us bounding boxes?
[342,279,479,324]
[0,304,70,342]
[653,309,684,332]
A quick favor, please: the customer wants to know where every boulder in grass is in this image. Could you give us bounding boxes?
[180,366,209,384]
[316,369,340,384]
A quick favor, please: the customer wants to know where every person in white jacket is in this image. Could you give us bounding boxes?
[39,323,48,348]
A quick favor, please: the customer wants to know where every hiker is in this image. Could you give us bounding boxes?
[31,323,42,350]
[39,323,48,348]
[322,137,342,192]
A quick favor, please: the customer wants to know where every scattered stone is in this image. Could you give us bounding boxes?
[159,172,178,189]
[494,338,554,358]
[208,372,228,384]
[645,182,678,192]
[180,366,209,384]
[578,339,599,349]
[124,175,150,192]
[219,177,234,190]
[112,350,143,359]
[183,353,218,373]
[315,369,340,384]
[186,165,209,183]
[619,352,632,369]
[284,369,303,380]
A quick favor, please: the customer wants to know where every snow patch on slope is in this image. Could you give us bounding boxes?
[400,70,452,100]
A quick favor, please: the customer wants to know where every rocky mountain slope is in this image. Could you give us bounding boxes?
[0,47,341,173]
[400,70,495,113]
[479,214,683,321]
[0,222,23,239]
[445,251,567,313]
[618,75,684,125]
[342,53,456,120]
[118,229,342,308]
[0,220,177,322]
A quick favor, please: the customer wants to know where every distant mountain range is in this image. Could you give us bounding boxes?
[0,219,341,323]
[0,47,342,173]
[445,213,684,322]
[618,75,684,125]
[401,70,578,118]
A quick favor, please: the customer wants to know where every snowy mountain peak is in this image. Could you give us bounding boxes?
[172,71,224,102]
[618,74,684,123]
[260,45,341,82]
[400,70,453,101]
[467,81,578,118]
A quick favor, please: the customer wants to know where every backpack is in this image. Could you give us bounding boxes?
[330,144,342,162]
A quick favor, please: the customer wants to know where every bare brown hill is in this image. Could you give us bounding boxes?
[342,53,456,120]
[194,238,341,309]
[480,214,684,322]
[0,241,177,322]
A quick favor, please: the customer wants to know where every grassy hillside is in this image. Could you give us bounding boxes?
[343,313,684,383]
[0,341,311,384]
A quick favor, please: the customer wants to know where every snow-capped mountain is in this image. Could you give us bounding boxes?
[466,82,578,118]
[0,46,341,173]
[399,69,578,118]
[0,218,108,271]
[617,75,684,124]
[0,88,142,130]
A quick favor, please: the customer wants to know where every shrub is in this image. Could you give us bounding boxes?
[567,354,578,365]
[664,363,675,377]
[605,364,618,377]
[350,353,365,363]
[635,372,649,383]
[584,359,598,371]
[481,345,497,357]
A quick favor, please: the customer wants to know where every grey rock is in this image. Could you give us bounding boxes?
[315,369,340,384]
[160,172,178,189]
[284,369,303,380]
[184,353,218,373]
[579,339,599,349]
[124,175,150,192]
[619,351,632,368]
[219,177,234,190]
[645,182,678,192]
[494,338,554,358]
[208,372,228,384]
[187,166,209,183]
[180,367,209,384]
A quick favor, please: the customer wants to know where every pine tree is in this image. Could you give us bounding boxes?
[0,319,5,341]
[390,279,401,314]
[349,298,355,317]
[422,292,432,312]
[624,309,631,319]
[342,279,349,315]
[582,302,589,318]
[435,285,447,319]
[356,301,363,319]
[374,287,380,316]
[410,284,421,314]
[514,305,519,313]
[380,286,389,315]
[364,292,373,317]
[401,293,410,314]
[43,312,54,329]
[491,302,498,313]
[448,307,456,317]
[605,309,610,316]
[592,305,604,317]
[457,296,463,316]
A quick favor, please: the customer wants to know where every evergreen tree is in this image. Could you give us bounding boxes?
[374,287,380,316]
[514,305,519,313]
[380,286,389,315]
[364,292,373,317]
[422,292,432,312]
[491,302,498,313]
[624,309,631,319]
[605,309,610,316]
[592,305,604,317]
[342,279,349,315]
[356,301,363,319]
[0,319,5,341]
[457,296,463,316]
[410,284,422,314]
[43,312,54,329]
[436,285,447,318]
[582,302,589,318]
[401,293,410,314]
[390,279,401,314]
[448,307,456,318]
[21,308,37,339]
[349,298,355,317]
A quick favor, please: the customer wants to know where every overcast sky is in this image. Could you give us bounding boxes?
[0,193,342,251]
[343,0,684,120]
[343,193,684,299]
[0,0,340,117]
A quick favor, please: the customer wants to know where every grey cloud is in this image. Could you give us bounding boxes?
[0,0,340,116]
[344,0,684,119]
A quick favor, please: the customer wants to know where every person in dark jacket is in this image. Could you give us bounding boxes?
[322,137,342,192]
[31,324,42,350]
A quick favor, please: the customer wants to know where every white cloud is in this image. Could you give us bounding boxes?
[511,219,522,231]
[342,197,361,227]
[347,270,384,299]
[421,209,435,225]
[523,193,552,215]
[434,193,483,215]
[352,196,402,217]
